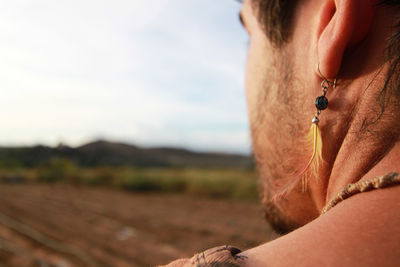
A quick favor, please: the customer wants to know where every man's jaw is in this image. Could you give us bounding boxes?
[263,199,298,235]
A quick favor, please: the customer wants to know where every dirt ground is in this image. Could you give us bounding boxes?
[0,184,277,266]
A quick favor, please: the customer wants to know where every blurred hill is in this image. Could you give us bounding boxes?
[0,140,253,169]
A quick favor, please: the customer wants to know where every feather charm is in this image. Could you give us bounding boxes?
[299,118,323,191]
[272,117,324,202]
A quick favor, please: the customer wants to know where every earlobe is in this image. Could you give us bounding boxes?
[317,0,375,79]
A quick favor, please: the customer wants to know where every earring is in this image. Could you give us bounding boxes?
[298,65,336,191]
[273,65,337,200]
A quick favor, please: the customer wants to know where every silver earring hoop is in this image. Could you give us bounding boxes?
[317,62,337,88]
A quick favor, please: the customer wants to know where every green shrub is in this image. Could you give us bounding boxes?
[11,164,258,201]
[121,175,162,192]
[120,172,187,193]
[38,158,78,183]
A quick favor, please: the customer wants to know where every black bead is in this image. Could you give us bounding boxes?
[315,96,328,110]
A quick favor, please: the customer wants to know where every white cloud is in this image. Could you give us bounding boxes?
[0,0,250,153]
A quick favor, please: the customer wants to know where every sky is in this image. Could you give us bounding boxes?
[0,0,250,154]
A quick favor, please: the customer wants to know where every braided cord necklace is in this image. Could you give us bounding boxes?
[322,172,400,214]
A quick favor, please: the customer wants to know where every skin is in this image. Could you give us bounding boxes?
[238,0,400,266]
[162,1,400,266]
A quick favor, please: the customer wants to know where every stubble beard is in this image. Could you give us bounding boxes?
[249,52,304,235]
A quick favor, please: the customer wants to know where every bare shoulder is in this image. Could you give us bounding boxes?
[239,186,400,267]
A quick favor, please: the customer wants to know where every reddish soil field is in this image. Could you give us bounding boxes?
[0,184,277,266]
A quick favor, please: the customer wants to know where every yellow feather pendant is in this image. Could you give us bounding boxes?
[272,121,324,201]
[299,121,323,191]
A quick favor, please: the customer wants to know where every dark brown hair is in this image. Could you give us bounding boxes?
[250,0,297,46]
[377,1,400,108]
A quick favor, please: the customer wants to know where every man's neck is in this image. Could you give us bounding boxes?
[321,6,400,206]
[324,75,400,206]
[327,141,400,201]
[362,142,400,180]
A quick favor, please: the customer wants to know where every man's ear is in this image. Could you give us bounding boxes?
[317,0,376,78]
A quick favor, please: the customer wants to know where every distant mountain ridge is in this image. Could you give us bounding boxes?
[0,140,253,169]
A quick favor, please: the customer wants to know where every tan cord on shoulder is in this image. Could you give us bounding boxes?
[321,172,400,214]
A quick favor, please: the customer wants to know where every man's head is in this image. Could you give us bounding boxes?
[240,0,400,234]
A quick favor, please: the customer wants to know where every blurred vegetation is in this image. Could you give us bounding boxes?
[0,157,258,201]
